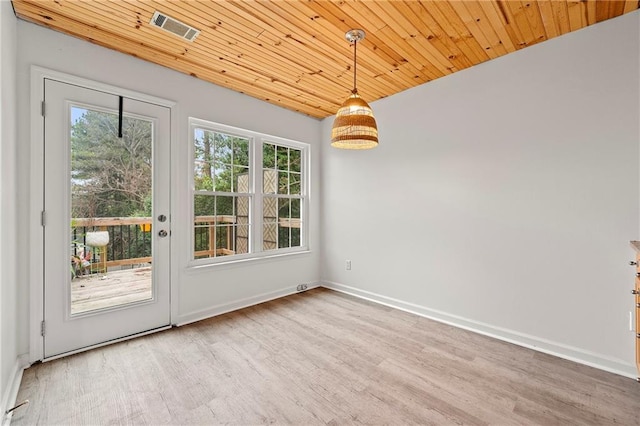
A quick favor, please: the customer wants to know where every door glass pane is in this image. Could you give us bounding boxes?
[70,106,153,315]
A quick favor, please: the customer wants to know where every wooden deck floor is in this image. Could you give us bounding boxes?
[71,267,152,314]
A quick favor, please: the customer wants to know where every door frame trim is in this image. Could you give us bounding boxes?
[29,66,178,362]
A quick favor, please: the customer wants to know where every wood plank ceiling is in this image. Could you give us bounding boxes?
[12,0,638,118]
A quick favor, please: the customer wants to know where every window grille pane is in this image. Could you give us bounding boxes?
[193,193,249,259]
[278,172,289,195]
[216,195,234,216]
[277,146,289,170]
[215,224,231,256]
[194,194,214,217]
[263,143,275,168]
[263,196,277,220]
[193,193,214,258]
[291,198,301,219]
[291,227,301,248]
[290,173,301,195]
[235,167,250,193]
[214,161,232,192]
[236,225,249,254]
[263,169,277,194]
[278,198,291,220]
[214,134,232,162]
[290,148,301,173]
[263,195,278,251]
[192,120,307,262]
[193,223,211,259]
[278,198,291,249]
[263,222,277,251]
[233,139,249,167]
[278,225,290,248]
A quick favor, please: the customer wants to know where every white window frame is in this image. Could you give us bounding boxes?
[189,118,310,266]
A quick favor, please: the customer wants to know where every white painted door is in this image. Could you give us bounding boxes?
[43,79,171,358]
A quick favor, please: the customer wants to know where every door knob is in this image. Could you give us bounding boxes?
[158,230,168,237]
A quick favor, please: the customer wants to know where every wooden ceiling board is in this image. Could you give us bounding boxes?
[523,2,549,42]
[504,2,537,46]
[119,1,346,102]
[479,1,518,52]
[625,0,639,12]
[264,1,405,96]
[239,3,395,101]
[16,1,339,115]
[155,3,347,104]
[428,1,491,64]
[11,0,638,119]
[567,0,587,30]
[361,1,455,72]
[459,0,510,57]
[250,1,394,92]
[537,0,561,38]
[586,0,598,25]
[393,3,469,71]
[403,1,474,72]
[299,1,423,87]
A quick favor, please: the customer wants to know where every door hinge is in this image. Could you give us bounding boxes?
[41,210,46,227]
[40,320,46,337]
[41,101,46,117]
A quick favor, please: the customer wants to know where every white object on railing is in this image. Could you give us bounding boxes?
[86,231,109,247]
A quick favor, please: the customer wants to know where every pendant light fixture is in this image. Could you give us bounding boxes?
[331,29,378,150]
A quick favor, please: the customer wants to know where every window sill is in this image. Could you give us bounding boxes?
[184,248,311,273]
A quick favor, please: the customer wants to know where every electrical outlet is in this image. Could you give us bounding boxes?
[346,260,352,270]
[296,284,308,292]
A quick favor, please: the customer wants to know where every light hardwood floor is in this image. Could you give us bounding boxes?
[12,288,640,425]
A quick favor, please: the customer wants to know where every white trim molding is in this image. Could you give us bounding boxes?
[187,117,311,268]
[29,66,177,362]
[176,282,321,327]
[1,354,29,426]
[321,281,637,380]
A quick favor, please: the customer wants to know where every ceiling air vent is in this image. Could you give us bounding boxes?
[150,11,200,42]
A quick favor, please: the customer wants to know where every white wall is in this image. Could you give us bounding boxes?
[0,0,20,415]
[16,22,321,357]
[321,11,640,377]
[11,7,640,379]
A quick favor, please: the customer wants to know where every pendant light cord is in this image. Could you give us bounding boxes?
[352,38,358,94]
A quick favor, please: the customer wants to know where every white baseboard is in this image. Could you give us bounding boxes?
[322,281,638,380]
[1,354,29,426]
[175,282,321,327]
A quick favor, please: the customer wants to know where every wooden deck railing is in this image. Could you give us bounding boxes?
[192,215,237,259]
[72,215,301,269]
[72,217,154,269]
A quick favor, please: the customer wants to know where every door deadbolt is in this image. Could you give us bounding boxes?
[158,214,167,222]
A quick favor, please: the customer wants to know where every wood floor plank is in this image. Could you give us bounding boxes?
[12,288,640,425]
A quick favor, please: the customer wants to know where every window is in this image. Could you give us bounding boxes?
[191,119,309,264]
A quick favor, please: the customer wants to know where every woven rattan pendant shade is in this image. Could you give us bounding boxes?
[331,92,378,149]
[331,29,378,150]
